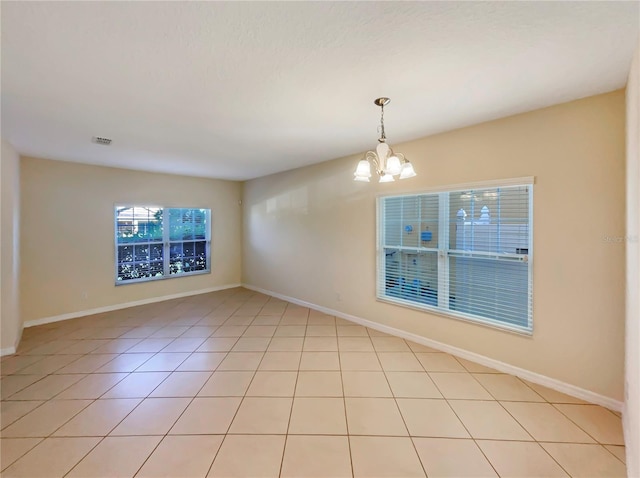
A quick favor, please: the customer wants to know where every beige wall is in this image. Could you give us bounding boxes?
[243,91,626,400]
[625,44,639,477]
[1,140,22,353]
[21,158,242,323]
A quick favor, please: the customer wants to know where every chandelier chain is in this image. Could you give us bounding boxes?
[379,103,386,141]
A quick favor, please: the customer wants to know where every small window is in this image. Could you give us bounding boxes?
[378,181,533,334]
[115,206,211,284]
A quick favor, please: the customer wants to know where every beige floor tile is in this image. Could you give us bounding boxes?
[170,397,242,434]
[54,398,141,437]
[306,325,336,336]
[161,337,207,353]
[213,325,248,337]
[0,374,47,399]
[336,325,368,336]
[151,326,191,338]
[371,336,411,351]
[258,352,301,370]
[232,337,271,352]
[345,397,408,436]
[337,337,374,352]
[10,374,86,400]
[56,373,128,399]
[378,352,424,371]
[180,326,218,338]
[102,372,170,398]
[229,397,293,434]
[449,400,532,440]
[247,371,297,397]
[288,397,347,434]
[135,352,190,372]
[252,316,281,326]
[176,352,226,371]
[55,354,119,374]
[473,374,545,401]
[520,381,588,404]
[366,328,393,337]
[416,353,466,372]
[1,437,100,478]
[138,435,223,478]
[126,338,174,353]
[95,353,154,373]
[342,371,392,397]
[456,357,501,373]
[242,325,277,337]
[279,317,308,326]
[197,337,238,352]
[149,371,212,397]
[501,401,596,443]
[396,398,469,438]
[217,352,264,371]
[209,434,284,478]
[274,325,306,336]
[350,436,425,477]
[339,352,382,371]
[605,445,626,463]
[110,397,190,435]
[406,341,439,353]
[477,440,568,477]
[225,317,254,326]
[198,371,254,396]
[429,372,493,399]
[385,371,442,398]
[281,435,352,478]
[90,339,143,354]
[307,316,335,326]
[303,337,338,351]
[413,438,497,477]
[66,435,161,477]
[299,352,340,370]
[119,327,162,339]
[1,400,45,429]
[1,355,47,375]
[554,404,625,445]
[23,340,80,355]
[542,443,628,477]
[295,371,343,397]
[267,337,304,352]
[2,399,92,437]
[0,438,43,471]
[15,354,83,375]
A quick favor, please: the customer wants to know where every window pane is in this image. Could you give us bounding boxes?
[116,206,210,284]
[116,206,162,243]
[449,256,529,328]
[449,186,529,254]
[383,248,438,307]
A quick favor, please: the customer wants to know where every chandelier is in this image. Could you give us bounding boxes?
[353,97,416,183]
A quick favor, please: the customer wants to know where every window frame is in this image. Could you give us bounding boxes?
[114,204,211,286]
[376,177,534,335]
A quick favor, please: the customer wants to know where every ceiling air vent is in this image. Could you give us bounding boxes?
[92,136,112,145]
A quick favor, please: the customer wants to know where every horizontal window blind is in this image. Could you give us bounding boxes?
[378,183,533,333]
[115,206,211,284]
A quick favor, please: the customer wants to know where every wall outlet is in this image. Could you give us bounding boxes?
[336,292,342,302]
[81,291,88,300]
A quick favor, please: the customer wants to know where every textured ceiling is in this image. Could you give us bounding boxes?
[1,1,638,180]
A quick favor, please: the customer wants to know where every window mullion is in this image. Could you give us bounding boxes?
[437,192,449,309]
[163,208,170,277]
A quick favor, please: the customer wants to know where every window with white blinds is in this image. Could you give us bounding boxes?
[115,206,211,284]
[377,181,533,333]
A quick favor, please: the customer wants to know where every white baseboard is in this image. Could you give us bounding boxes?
[1,346,16,357]
[1,325,24,357]
[23,283,242,328]
[243,283,624,412]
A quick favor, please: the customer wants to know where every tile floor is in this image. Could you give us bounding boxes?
[0,287,627,477]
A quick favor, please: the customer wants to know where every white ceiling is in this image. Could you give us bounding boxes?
[1,2,638,181]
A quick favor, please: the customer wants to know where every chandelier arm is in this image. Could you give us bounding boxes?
[365,151,384,176]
